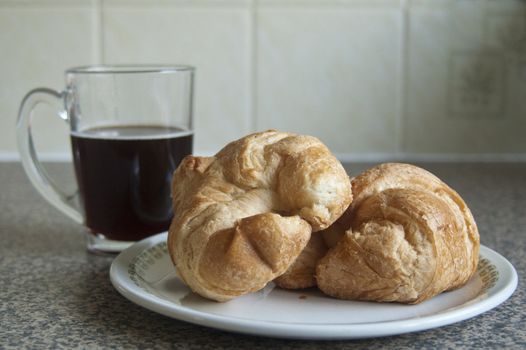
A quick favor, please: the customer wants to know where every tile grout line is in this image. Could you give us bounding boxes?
[91,0,104,64]
[103,0,250,9]
[0,0,249,8]
[397,0,410,155]
[98,0,104,63]
[249,0,258,132]
[258,1,401,11]
[0,0,92,7]
[3,152,526,163]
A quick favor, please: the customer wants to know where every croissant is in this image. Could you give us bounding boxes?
[167,130,352,302]
[315,163,480,304]
[274,191,356,289]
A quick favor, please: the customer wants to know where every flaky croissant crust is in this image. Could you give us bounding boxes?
[315,163,480,304]
[167,130,352,302]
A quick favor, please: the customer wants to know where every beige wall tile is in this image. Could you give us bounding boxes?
[256,7,402,153]
[259,0,401,7]
[104,0,250,5]
[1,0,524,158]
[408,0,451,8]
[0,0,93,5]
[404,3,526,153]
[103,3,251,154]
[0,4,96,157]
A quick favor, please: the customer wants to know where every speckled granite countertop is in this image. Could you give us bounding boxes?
[1,162,524,349]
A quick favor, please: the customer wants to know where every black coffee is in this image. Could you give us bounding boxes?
[71,125,193,241]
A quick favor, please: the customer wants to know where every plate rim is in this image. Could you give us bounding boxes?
[110,232,518,340]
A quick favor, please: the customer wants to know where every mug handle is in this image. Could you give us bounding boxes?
[16,87,83,224]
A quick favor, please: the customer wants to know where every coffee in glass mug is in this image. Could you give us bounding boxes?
[17,65,194,253]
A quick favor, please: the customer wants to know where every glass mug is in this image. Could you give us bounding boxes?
[17,65,194,253]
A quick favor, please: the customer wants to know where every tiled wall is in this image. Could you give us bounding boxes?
[2,0,525,160]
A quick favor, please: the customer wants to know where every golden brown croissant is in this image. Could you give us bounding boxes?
[274,233,328,289]
[274,209,350,289]
[316,163,480,304]
[167,130,352,302]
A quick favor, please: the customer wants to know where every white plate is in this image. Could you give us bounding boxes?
[110,232,517,340]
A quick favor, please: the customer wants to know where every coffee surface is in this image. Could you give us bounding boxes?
[71,125,193,241]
